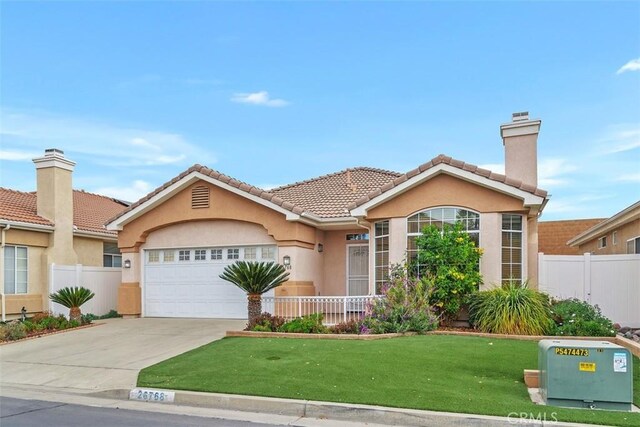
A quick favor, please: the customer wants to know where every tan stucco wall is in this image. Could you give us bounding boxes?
[73,237,105,267]
[321,229,369,296]
[527,216,538,288]
[479,213,502,289]
[577,218,640,254]
[4,229,50,248]
[117,181,316,251]
[504,134,538,188]
[365,173,526,220]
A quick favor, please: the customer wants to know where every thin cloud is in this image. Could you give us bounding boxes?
[542,194,612,216]
[478,163,505,175]
[0,108,216,167]
[616,173,640,183]
[616,58,640,74]
[93,180,152,204]
[597,125,640,154]
[478,158,576,188]
[0,149,40,161]
[231,91,289,107]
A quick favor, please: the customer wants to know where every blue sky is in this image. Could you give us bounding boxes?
[1,1,638,220]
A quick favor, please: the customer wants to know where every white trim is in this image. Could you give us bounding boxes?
[73,230,118,241]
[107,171,303,230]
[350,164,545,217]
[32,154,76,171]
[0,220,54,233]
[140,247,145,318]
[3,245,29,295]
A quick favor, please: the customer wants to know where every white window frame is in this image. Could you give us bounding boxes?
[194,249,207,261]
[147,250,160,263]
[627,236,640,254]
[501,214,523,285]
[374,220,390,294]
[4,245,28,294]
[612,231,617,245]
[261,246,276,260]
[244,247,257,260]
[103,242,122,268]
[163,250,175,262]
[211,249,223,260]
[598,236,607,249]
[178,250,191,261]
[227,248,240,260]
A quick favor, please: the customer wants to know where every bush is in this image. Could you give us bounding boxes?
[38,316,60,330]
[21,320,37,333]
[247,312,286,332]
[468,283,553,335]
[278,313,328,334]
[2,321,27,341]
[415,224,483,324]
[363,265,438,334]
[550,298,615,337]
[31,311,54,323]
[330,319,361,334]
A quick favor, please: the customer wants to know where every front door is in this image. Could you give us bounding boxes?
[347,244,369,296]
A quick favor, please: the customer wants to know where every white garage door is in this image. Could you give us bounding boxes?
[144,245,277,318]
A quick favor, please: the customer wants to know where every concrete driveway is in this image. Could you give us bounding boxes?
[0,318,244,392]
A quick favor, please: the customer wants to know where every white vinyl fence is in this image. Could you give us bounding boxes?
[538,253,640,328]
[262,295,381,325]
[49,264,121,317]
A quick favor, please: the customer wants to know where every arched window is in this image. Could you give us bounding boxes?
[406,207,480,267]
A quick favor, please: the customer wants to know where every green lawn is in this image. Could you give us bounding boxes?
[139,335,640,427]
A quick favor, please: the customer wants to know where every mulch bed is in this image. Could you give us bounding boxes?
[0,322,103,346]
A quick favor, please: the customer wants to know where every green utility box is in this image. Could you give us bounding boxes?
[539,340,633,411]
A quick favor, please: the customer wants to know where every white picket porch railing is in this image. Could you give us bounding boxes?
[261,295,382,325]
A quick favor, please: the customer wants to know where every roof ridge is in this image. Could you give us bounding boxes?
[0,187,36,197]
[270,166,401,192]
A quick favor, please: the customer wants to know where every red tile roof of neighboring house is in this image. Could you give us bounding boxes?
[108,154,549,224]
[270,167,402,218]
[538,219,606,255]
[0,187,128,237]
[347,154,548,210]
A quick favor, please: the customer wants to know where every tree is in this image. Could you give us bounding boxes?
[219,261,289,325]
[49,286,95,322]
[416,223,483,324]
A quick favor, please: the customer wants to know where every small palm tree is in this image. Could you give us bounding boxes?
[219,261,289,325]
[49,286,95,322]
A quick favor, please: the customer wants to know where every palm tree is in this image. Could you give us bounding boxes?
[219,261,289,325]
[49,286,95,322]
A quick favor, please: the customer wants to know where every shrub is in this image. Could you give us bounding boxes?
[69,319,81,328]
[49,286,95,322]
[550,298,615,337]
[99,309,121,319]
[247,312,286,332]
[38,316,60,330]
[31,311,54,323]
[21,320,37,333]
[278,313,328,334]
[81,314,94,325]
[468,283,553,335]
[330,319,361,334]
[415,224,483,324]
[363,265,438,334]
[3,321,27,341]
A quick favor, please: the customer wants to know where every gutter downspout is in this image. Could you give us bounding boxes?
[1,223,10,321]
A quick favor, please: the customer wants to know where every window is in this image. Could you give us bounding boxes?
[178,250,191,261]
[406,207,480,275]
[598,236,607,249]
[194,249,207,261]
[211,249,223,260]
[627,237,640,254]
[4,245,27,294]
[374,220,389,294]
[103,242,122,267]
[261,247,275,260]
[227,248,239,260]
[346,233,369,241]
[502,214,523,285]
[244,247,257,260]
[163,250,175,262]
[147,250,160,263]
[612,231,617,245]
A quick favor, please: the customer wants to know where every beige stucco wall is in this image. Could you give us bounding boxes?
[577,219,640,255]
[321,229,369,296]
[479,213,502,289]
[117,181,317,251]
[73,236,106,267]
[504,134,538,188]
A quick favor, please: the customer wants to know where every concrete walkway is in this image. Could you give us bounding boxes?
[0,318,244,392]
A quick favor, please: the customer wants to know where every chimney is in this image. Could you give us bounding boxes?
[32,148,77,264]
[500,112,541,188]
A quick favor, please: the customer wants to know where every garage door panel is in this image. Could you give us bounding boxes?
[144,246,276,319]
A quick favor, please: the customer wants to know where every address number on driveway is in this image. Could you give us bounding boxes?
[129,388,175,403]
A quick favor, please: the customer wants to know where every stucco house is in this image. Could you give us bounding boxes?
[538,219,606,255]
[106,112,549,319]
[0,149,128,319]
[567,201,640,255]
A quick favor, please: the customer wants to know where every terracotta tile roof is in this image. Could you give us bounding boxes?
[0,187,128,237]
[0,188,53,227]
[270,167,402,218]
[539,219,606,255]
[347,154,549,210]
[73,190,129,236]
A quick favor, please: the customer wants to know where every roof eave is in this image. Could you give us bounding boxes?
[0,220,55,233]
[567,201,640,247]
[73,229,118,241]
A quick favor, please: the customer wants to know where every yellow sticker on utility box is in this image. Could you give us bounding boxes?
[555,347,590,357]
[579,362,596,372]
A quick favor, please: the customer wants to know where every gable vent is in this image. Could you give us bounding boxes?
[191,185,210,209]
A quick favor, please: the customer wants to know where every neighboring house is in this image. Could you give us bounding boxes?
[0,149,129,319]
[106,112,549,319]
[567,201,640,255]
[539,219,606,255]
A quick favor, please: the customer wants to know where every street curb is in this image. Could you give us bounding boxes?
[88,388,594,427]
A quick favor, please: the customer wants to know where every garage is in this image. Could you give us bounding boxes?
[144,245,277,318]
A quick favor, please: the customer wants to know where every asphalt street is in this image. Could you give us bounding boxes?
[0,397,283,427]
